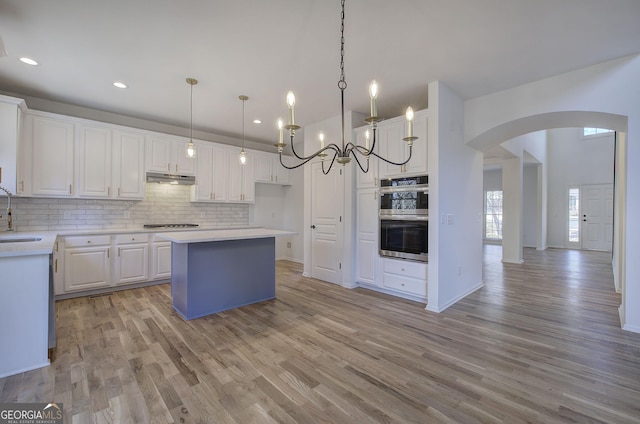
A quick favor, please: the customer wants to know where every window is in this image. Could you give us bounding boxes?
[583,127,613,137]
[484,190,503,240]
[568,187,580,243]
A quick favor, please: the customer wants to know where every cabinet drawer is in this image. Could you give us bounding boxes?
[382,258,426,280]
[64,235,111,247]
[383,273,427,297]
[115,233,150,244]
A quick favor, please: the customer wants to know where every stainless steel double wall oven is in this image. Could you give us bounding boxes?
[379,175,428,262]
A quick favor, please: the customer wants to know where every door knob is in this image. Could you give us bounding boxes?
[583,219,587,222]
[311,225,316,229]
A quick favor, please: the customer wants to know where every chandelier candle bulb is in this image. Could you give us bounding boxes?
[369,80,378,117]
[319,132,325,148]
[406,106,414,138]
[286,91,296,126]
[277,119,284,144]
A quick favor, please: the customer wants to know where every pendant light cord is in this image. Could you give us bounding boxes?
[339,0,347,151]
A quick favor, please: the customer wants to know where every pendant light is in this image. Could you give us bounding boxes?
[185,77,198,158]
[239,95,248,165]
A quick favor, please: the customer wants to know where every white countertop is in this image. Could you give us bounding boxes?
[0,232,58,258]
[0,226,296,257]
[156,228,296,243]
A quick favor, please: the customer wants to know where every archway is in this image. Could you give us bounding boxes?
[467,110,627,326]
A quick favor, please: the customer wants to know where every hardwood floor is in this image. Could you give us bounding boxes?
[2,246,639,423]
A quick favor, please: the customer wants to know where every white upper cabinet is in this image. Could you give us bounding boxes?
[353,126,379,189]
[228,149,254,203]
[378,109,428,178]
[77,125,147,200]
[77,124,112,198]
[254,151,291,185]
[146,135,195,175]
[0,96,24,195]
[191,142,229,202]
[113,130,145,199]
[30,115,75,197]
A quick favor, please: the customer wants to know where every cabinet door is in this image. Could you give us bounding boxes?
[174,139,195,175]
[242,156,255,202]
[211,146,229,201]
[64,246,111,292]
[77,125,112,198]
[404,112,428,175]
[356,188,380,286]
[146,136,172,172]
[354,127,378,189]
[192,143,214,201]
[379,112,428,177]
[228,151,254,202]
[151,242,172,280]
[0,100,19,194]
[116,243,149,285]
[31,116,75,196]
[273,156,290,185]
[254,152,273,183]
[114,130,145,199]
[378,120,406,178]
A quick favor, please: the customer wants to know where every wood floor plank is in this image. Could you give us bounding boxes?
[2,246,640,423]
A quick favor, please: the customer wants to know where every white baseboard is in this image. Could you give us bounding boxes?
[426,281,484,313]
[357,282,427,304]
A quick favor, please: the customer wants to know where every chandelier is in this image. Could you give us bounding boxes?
[274,0,417,174]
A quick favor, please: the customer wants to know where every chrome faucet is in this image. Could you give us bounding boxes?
[0,185,13,231]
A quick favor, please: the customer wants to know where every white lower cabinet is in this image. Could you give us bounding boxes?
[57,232,171,296]
[382,257,427,299]
[115,234,149,285]
[151,237,172,280]
[63,235,111,292]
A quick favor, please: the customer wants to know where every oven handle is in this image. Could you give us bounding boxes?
[379,185,429,194]
[379,215,429,221]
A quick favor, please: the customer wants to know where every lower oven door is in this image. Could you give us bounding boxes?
[379,217,428,262]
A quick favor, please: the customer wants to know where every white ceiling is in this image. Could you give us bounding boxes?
[1,0,639,147]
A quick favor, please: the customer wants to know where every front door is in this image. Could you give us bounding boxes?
[310,161,343,284]
[582,183,613,251]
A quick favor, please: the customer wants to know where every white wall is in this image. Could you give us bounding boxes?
[465,54,640,332]
[483,169,502,190]
[283,166,304,263]
[427,81,484,313]
[546,128,615,248]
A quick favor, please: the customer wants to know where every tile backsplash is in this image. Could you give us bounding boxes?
[4,184,249,231]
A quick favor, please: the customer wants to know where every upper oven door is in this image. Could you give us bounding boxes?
[379,187,429,216]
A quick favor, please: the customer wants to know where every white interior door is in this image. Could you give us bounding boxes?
[582,183,613,251]
[310,161,343,284]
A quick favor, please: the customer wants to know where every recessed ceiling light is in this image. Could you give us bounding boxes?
[19,57,38,66]
[253,119,262,124]
[113,82,127,89]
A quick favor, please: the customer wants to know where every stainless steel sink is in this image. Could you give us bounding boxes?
[0,236,42,243]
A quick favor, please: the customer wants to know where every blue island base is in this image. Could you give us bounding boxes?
[170,237,276,320]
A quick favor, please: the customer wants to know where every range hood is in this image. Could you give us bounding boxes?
[146,172,195,185]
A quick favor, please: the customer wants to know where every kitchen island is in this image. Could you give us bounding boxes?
[156,228,295,320]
